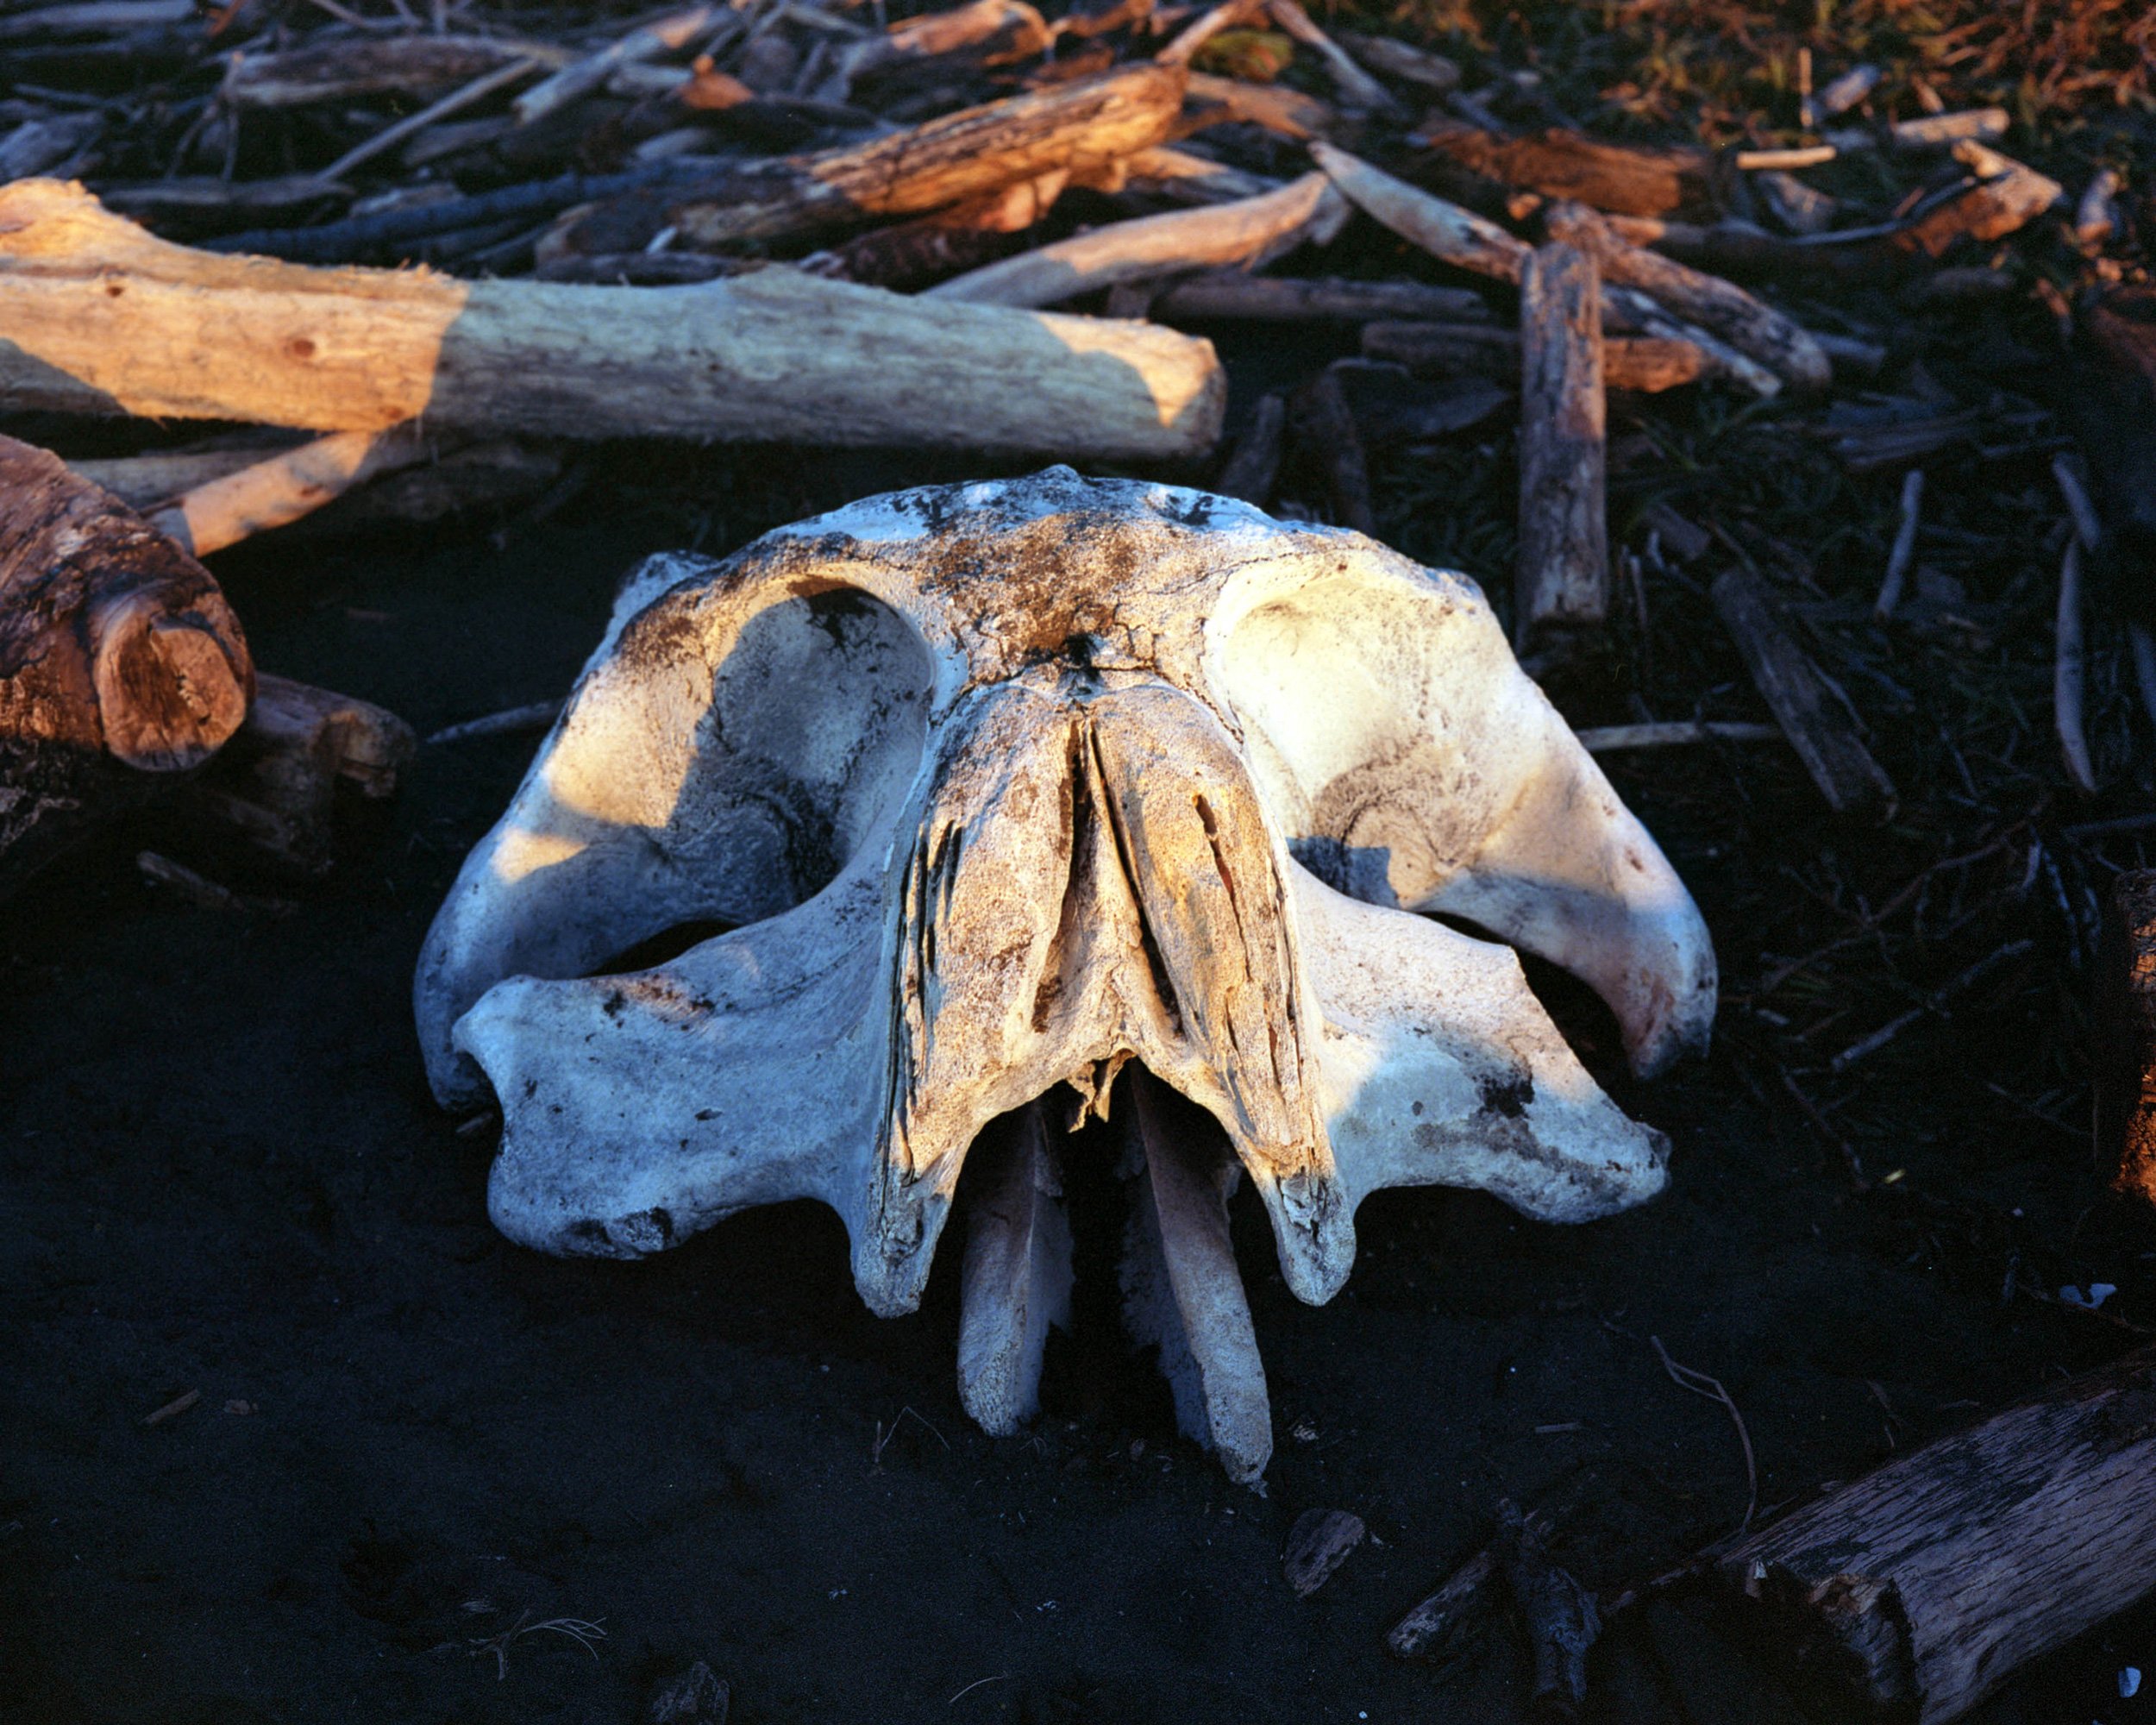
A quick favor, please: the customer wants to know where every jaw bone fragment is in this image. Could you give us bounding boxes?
[414,467,1716,1482]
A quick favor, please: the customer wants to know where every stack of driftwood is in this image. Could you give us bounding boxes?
[4,3,2156,1720]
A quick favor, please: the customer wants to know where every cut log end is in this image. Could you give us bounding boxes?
[90,588,253,771]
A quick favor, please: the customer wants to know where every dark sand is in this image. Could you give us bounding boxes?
[2,471,2148,1724]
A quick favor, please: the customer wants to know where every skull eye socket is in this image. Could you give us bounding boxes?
[659,586,936,920]
[1213,575,1511,911]
[417,580,936,1101]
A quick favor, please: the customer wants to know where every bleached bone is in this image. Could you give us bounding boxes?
[414,468,1715,1481]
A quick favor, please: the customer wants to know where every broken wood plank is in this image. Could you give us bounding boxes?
[927,170,1344,307]
[1714,1345,2156,1724]
[1283,1508,1366,1597]
[0,180,1224,461]
[1388,1545,1499,1660]
[1262,0,1396,115]
[1497,1500,1600,1715]
[1711,568,1897,820]
[1515,239,1606,649]
[805,172,1067,289]
[512,4,717,127]
[1334,29,1459,95]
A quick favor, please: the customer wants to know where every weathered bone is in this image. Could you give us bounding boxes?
[415,468,1714,1476]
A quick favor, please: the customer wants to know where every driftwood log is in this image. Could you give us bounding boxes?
[1312,147,1784,398]
[0,434,254,892]
[183,674,415,875]
[562,63,1185,254]
[1712,568,1897,820]
[1712,1346,2156,1723]
[71,434,561,541]
[927,171,1346,307]
[1362,321,1714,394]
[1543,201,1831,397]
[1151,273,1489,325]
[1411,118,1714,219]
[1514,240,1606,649]
[0,180,1223,461]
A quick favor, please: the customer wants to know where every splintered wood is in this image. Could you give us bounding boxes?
[1714,1346,2156,1724]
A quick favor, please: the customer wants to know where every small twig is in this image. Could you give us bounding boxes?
[1873,467,1923,621]
[1776,1066,1868,1191]
[2128,622,2156,735]
[319,54,542,182]
[141,1388,201,1427]
[1651,1336,1757,1529]
[949,1674,1011,1704]
[424,699,562,745]
[1576,720,1779,753]
[2055,537,2096,794]
[1827,938,2035,1073]
[2053,453,2104,552]
[871,1404,950,1467]
[469,1611,607,1681]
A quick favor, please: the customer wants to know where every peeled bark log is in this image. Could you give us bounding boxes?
[1412,119,1713,219]
[1515,241,1606,648]
[0,434,253,892]
[565,65,1186,254]
[69,438,301,511]
[0,181,1223,461]
[1713,1345,2156,1724]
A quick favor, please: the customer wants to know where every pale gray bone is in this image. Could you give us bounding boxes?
[1120,1070,1273,1483]
[415,467,1717,1472]
[956,1101,1074,1437]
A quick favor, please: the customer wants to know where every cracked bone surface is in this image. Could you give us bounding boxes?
[414,468,1715,1483]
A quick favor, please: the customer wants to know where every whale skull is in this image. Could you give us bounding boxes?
[414,469,1715,1481]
